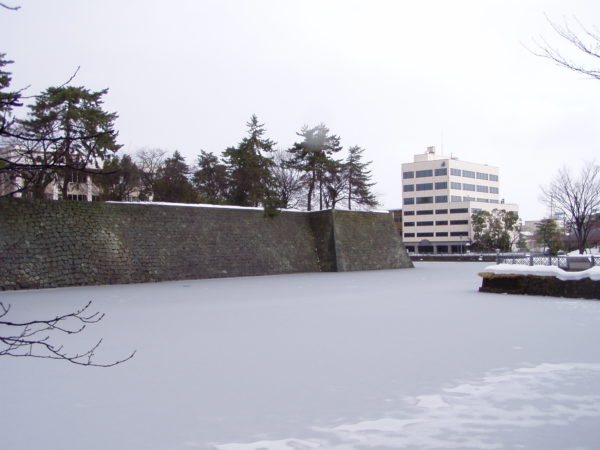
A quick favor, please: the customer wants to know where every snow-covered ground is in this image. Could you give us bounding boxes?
[2,262,600,450]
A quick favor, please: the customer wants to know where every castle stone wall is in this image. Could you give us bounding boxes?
[0,199,412,290]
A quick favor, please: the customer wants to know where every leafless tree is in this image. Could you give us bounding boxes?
[532,16,600,80]
[135,148,167,200]
[541,163,600,254]
[269,149,305,209]
[0,300,135,367]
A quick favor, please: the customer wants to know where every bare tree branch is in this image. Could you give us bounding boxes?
[531,15,600,80]
[0,300,136,367]
[0,2,20,10]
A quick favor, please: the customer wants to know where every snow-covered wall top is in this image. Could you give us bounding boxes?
[0,199,412,290]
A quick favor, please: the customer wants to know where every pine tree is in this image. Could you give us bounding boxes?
[192,150,228,204]
[222,115,275,207]
[18,86,121,198]
[96,154,142,201]
[153,151,197,203]
[0,52,21,135]
[345,145,377,210]
[288,124,342,211]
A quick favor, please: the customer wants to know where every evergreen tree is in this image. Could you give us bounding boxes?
[153,151,197,203]
[471,209,519,252]
[288,124,342,211]
[18,86,121,198]
[193,150,228,204]
[96,154,142,201]
[222,115,275,207]
[0,52,21,136]
[345,145,378,210]
[323,158,346,209]
[534,218,564,255]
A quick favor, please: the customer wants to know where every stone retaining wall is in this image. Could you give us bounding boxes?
[0,199,412,290]
[479,274,600,300]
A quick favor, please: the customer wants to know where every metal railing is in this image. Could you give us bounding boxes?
[496,253,599,269]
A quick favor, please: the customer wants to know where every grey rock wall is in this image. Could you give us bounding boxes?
[0,199,412,290]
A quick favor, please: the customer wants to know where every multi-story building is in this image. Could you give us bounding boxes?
[401,146,518,253]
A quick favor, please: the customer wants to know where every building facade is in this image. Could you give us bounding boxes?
[402,147,518,253]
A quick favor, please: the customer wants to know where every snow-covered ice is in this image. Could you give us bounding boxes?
[1,262,600,450]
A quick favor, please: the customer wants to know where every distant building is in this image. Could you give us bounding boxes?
[0,146,141,202]
[401,146,519,253]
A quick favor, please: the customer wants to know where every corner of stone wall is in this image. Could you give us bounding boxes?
[330,209,413,271]
[308,210,337,272]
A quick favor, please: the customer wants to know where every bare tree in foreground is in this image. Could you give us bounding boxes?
[532,16,600,80]
[541,163,600,254]
[0,300,135,367]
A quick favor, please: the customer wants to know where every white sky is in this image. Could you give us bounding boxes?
[2,0,600,220]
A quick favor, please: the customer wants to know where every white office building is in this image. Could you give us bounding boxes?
[401,147,518,254]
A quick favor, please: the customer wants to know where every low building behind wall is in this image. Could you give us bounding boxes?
[0,199,412,290]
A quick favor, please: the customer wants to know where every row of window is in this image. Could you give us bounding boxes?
[404,219,469,227]
[404,231,470,238]
[405,195,500,205]
[404,168,448,178]
[404,208,469,216]
[404,182,499,194]
[403,168,499,181]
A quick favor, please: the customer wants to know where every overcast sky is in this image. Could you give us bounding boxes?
[2,0,600,219]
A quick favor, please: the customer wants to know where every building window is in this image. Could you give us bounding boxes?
[489,174,499,182]
[450,220,468,225]
[403,184,414,192]
[463,183,476,191]
[404,222,415,227]
[68,171,87,184]
[416,183,433,191]
[415,169,433,178]
[436,220,448,225]
[416,210,434,215]
[436,232,448,237]
[405,245,415,252]
[435,182,448,189]
[403,171,414,179]
[450,208,469,214]
[404,210,415,216]
[66,194,88,201]
[490,199,499,204]
[404,233,415,238]
[417,221,434,226]
[451,195,462,202]
[437,245,449,252]
[450,231,469,236]
[404,198,415,205]
[476,185,489,193]
[490,187,499,194]
[435,168,447,176]
[472,208,482,213]
[463,196,475,201]
[435,195,448,203]
[435,209,448,214]
[450,168,461,176]
[417,232,434,237]
[462,170,475,178]
[416,196,434,204]
[450,182,461,190]
[476,198,489,203]
[477,172,489,180]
